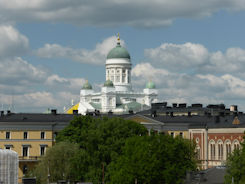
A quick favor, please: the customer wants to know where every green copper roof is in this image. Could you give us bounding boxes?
[146,81,156,89]
[104,80,114,87]
[90,102,101,109]
[107,43,131,59]
[82,81,92,90]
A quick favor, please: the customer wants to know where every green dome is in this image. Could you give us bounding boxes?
[146,81,156,89]
[82,81,92,90]
[104,80,114,87]
[107,43,131,59]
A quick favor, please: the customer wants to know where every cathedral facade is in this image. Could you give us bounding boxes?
[76,36,158,115]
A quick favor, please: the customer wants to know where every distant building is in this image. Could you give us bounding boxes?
[0,110,75,183]
[67,35,158,115]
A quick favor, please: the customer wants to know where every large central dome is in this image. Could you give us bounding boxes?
[107,42,131,59]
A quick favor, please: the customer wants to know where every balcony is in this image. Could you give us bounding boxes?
[18,156,41,162]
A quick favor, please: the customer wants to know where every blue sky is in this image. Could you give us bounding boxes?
[1,0,245,112]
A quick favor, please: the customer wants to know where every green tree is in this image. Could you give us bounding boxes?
[56,116,148,183]
[225,146,245,184]
[31,142,81,184]
[108,134,197,184]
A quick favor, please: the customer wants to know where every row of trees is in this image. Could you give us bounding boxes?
[31,116,197,183]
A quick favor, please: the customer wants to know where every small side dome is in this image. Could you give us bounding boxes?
[104,80,114,87]
[82,81,92,90]
[146,81,156,89]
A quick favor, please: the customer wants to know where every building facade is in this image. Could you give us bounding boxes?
[0,111,74,183]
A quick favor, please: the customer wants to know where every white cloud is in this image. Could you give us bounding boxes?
[131,62,245,109]
[0,57,46,86]
[144,42,245,78]
[144,42,209,71]
[0,25,29,57]
[36,36,125,65]
[0,0,245,27]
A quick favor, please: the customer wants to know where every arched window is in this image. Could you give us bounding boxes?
[226,141,231,158]
[218,141,223,160]
[233,140,240,150]
[210,141,216,160]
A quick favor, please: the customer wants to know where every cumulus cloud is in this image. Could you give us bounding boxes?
[0,57,46,86]
[144,42,245,78]
[36,36,125,65]
[0,25,29,57]
[144,42,209,71]
[0,0,245,27]
[131,62,245,110]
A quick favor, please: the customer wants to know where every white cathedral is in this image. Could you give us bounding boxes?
[68,35,158,115]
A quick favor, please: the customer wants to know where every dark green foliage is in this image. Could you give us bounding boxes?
[32,116,197,183]
[31,142,80,184]
[108,134,197,184]
[225,144,245,184]
[56,116,148,183]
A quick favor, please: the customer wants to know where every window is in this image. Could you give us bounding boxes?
[218,143,223,160]
[40,146,45,156]
[23,132,28,139]
[110,76,114,82]
[170,132,174,137]
[122,76,125,83]
[116,75,120,82]
[226,143,231,158]
[53,132,58,140]
[210,143,216,160]
[23,165,28,175]
[41,132,45,139]
[196,138,199,143]
[5,146,11,150]
[234,141,240,150]
[234,143,240,150]
[179,132,183,138]
[23,146,28,157]
[6,132,10,139]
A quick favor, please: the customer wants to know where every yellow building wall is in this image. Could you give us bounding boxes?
[0,130,54,183]
[167,130,189,139]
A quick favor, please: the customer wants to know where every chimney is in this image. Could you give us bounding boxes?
[172,103,177,108]
[230,105,238,112]
[51,109,57,115]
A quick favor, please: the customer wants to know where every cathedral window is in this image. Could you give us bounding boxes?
[122,76,125,83]
[116,75,120,82]
[122,69,126,73]
[110,76,114,82]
